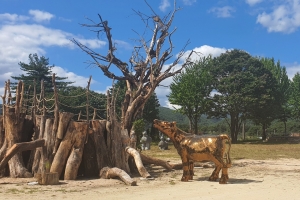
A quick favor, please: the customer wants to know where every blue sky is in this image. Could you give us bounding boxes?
[0,0,299,108]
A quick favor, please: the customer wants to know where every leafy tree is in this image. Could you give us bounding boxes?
[209,49,278,142]
[289,72,300,121]
[260,58,291,134]
[168,56,213,134]
[246,66,279,140]
[11,53,72,93]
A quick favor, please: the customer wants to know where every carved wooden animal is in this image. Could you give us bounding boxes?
[153,119,231,184]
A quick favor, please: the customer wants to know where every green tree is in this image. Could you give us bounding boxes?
[260,58,291,134]
[168,56,213,134]
[11,53,72,93]
[246,61,279,140]
[289,73,300,121]
[209,49,278,142]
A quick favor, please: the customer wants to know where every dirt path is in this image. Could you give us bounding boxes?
[0,158,299,200]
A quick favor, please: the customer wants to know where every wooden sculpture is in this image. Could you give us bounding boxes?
[153,119,231,184]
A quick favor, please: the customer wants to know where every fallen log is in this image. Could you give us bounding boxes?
[0,139,45,171]
[99,167,137,186]
[125,147,151,178]
[140,153,173,171]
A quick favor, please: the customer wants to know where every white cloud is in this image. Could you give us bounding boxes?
[245,0,263,6]
[286,63,300,79]
[29,10,54,22]
[0,13,29,23]
[0,11,108,96]
[208,6,235,18]
[182,0,196,6]
[256,0,300,33]
[52,66,94,87]
[180,45,228,62]
[159,0,171,12]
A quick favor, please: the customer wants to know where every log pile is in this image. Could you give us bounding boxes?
[0,79,183,186]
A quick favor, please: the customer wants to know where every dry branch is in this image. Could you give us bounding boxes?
[140,153,173,171]
[0,139,45,171]
[125,147,151,178]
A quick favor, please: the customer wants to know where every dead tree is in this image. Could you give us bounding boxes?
[72,0,193,132]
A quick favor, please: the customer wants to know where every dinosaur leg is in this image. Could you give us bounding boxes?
[208,157,221,181]
[219,167,229,184]
[188,160,194,180]
[180,149,190,182]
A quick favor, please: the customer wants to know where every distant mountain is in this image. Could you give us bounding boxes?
[158,106,222,126]
[158,107,189,124]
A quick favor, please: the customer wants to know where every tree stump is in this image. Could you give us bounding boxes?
[36,172,59,185]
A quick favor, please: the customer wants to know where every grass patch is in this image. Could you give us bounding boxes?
[6,188,21,194]
[143,141,300,160]
[169,180,176,185]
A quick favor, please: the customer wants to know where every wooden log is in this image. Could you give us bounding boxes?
[82,134,98,177]
[140,153,173,171]
[64,121,88,180]
[51,121,88,180]
[53,112,74,154]
[125,147,151,178]
[0,139,45,171]
[36,172,59,185]
[90,120,111,170]
[32,115,46,175]
[99,167,137,186]
[0,116,4,149]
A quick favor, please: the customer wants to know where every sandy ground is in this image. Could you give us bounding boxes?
[0,158,299,200]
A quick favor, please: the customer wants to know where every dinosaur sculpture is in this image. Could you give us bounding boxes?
[153,119,231,184]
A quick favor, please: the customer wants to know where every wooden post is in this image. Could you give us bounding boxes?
[86,76,92,125]
[52,74,59,145]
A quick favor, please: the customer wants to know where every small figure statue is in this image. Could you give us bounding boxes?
[130,130,137,149]
[158,135,168,150]
[140,131,152,150]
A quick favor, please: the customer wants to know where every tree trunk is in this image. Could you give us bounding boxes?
[262,123,267,140]
[90,120,111,170]
[230,113,239,143]
[4,107,32,178]
[107,118,130,173]
[32,115,46,175]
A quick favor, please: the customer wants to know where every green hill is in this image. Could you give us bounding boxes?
[158,107,222,125]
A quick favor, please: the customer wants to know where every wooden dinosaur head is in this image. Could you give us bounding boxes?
[153,119,177,139]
